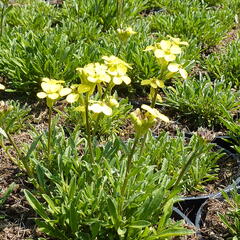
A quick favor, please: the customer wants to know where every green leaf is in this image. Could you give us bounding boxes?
[0,127,7,138]
[149,228,194,239]
[36,219,69,240]
[25,135,42,160]
[129,220,151,229]
[107,197,119,226]
[24,190,49,220]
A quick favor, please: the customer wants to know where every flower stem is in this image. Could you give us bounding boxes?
[139,133,147,157]
[151,88,158,108]
[85,94,95,163]
[93,83,113,135]
[6,131,32,177]
[121,136,139,196]
[47,107,52,160]
[116,44,122,57]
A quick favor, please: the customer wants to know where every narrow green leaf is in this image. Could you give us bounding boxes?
[24,190,49,220]
[129,220,151,229]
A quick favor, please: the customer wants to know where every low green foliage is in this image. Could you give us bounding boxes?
[219,189,240,239]
[0,183,16,219]
[24,133,193,240]
[149,0,235,48]
[204,40,240,88]
[0,100,30,133]
[143,133,222,192]
[164,77,240,129]
[0,31,82,91]
[220,118,240,154]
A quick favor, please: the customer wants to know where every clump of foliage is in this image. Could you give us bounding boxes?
[143,132,223,192]
[163,76,240,129]
[219,189,240,239]
[204,40,240,88]
[0,37,208,238]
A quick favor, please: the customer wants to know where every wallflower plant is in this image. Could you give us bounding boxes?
[1,53,201,239]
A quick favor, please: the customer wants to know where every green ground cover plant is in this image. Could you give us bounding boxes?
[219,189,240,239]
[1,0,240,239]
[163,76,240,129]
[0,0,238,94]
[204,39,240,88]
[0,37,217,239]
[143,132,223,192]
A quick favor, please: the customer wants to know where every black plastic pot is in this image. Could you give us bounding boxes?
[195,178,240,239]
[172,206,195,227]
[212,136,240,155]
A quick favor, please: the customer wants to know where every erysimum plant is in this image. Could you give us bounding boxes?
[2,56,195,239]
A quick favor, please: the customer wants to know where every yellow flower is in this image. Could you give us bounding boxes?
[144,39,182,62]
[141,104,169,122]
[37,78,71,107]
[76,63,111,85]
[167,36,189,46]
[66,84,91,103]
[141,78,164,89]
[0,84,5,90]
[102,56,132,85]
[89,101,112,116]
[130,104,169,137]
[108,97,119,107]
[167,63,188,79]
[117,26,137,42]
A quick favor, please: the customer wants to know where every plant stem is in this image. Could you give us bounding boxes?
[121,136,139,197]
[6,132,22,159]
[93,83,112,135]
[6,131,32,176]
[47,107,52,160]
[139,133,147,157]
[85,94,95,163]
[151,88,158,108]
[173,149,200,189]
[116,44,122,57]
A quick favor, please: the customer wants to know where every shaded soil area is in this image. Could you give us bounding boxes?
[0,152,41,240]
[200,198,232,240]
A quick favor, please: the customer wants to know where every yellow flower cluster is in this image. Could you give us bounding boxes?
[142,36,189,104]
[37,56,130,117]
[144,35,188,80]
[130,104,169,137]
[66,56,131,116]
[117,27,137,42]
[102,56,132,85]
[37,78,71,108]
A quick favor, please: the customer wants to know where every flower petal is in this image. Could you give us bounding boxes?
[154,49,164,58]
[168,63,180,72]
[89,103,102,113]
[170,45,182,54]
[102,105,112,116]
[164,54,176,62]
[47,93,59,100]
[122,76,131,85]
[59,88,72,97]
[160,40,171,50]
[0,84,5,90]
[66,93,79,103]
[37,92,47,99]
[113,77,122,85]
[179,68,188,79]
